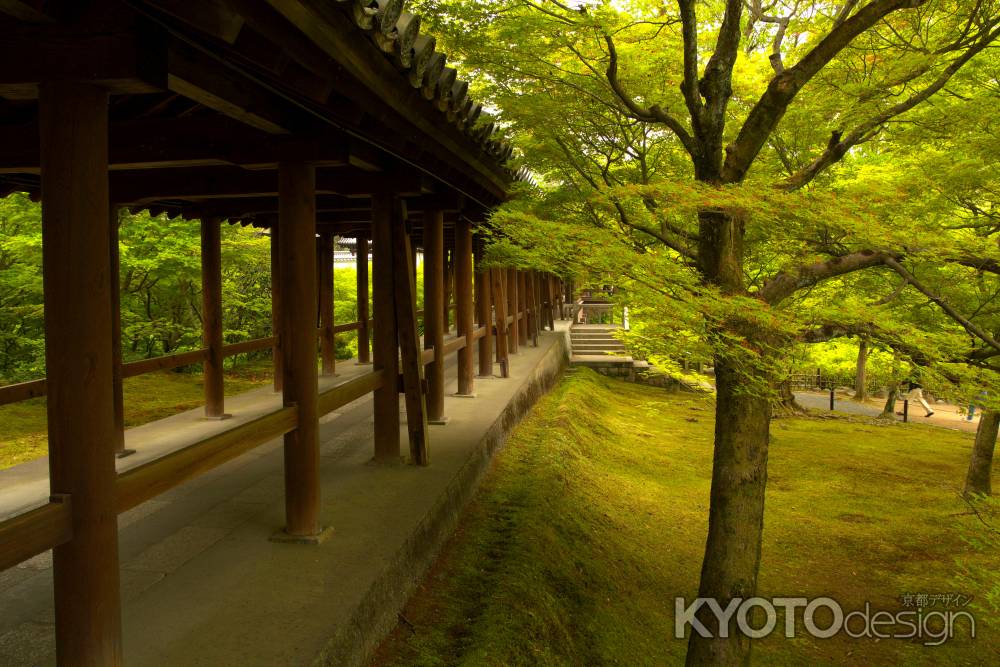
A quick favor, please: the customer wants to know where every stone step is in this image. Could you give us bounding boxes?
[570,354,634,366]
[572,345,627,353]
[571,335,625,342]
[570,332,623,340]
[570,337,624,346]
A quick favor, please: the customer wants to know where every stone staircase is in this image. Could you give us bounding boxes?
[569,324,639,380]
[567,324,709,392]
[569,324,628,357]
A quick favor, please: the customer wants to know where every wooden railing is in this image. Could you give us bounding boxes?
[116,406,299,513]
[0,303,465,409]
[0,303,536,573]
[0,322,360,408]
[0,495,72,571]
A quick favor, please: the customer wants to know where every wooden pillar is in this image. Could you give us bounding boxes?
[517,270,528,346]
[392,212,430,465]
[109,207,128,455]
[372,193,400,461]
[506,268,518,354]
[528,270,539,346]
[491,268,510,377]
[475,239,493,377]
[40,81,123,666]
[356,235,371,364]
[270,226,283,392]
[278,161,322,538]
[319,231,336,376]
[455,219,474,395]
[547,275,558,331]
[201,217,227,419]
[423,210,446,422]
[562,280,568,319]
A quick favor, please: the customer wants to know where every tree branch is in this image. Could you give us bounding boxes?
[779,22,1000,190]
[722,0,929,184]
[884,257,1000,355]
[677,0,704,128]
[603,33,698,157]
[759,250,893,305]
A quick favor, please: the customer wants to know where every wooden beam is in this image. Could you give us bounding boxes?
[146,0,246,44]
[174,194,370,220]
[317,369,385,415]
[371,192,400,461]
[392,211,430,465]
[278,161,323,538]
[0,24,165,99]
[117,406,298,514]
[423,209,445,422]
[201,217,227,418]
[0,498,72,573]
[0,116,374,175]
[166,38,297,134]
[455,218,474,395]
[262,0,510,200]
[405,192,465,212]
[110,165,427,205]
[40,80,122,665]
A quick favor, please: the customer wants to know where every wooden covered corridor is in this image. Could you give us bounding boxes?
[0,1,565,664]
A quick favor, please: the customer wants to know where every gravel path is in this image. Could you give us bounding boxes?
[794,391,979,433]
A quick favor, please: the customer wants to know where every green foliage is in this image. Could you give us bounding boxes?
[415,0,1000,404]
[0,193,45,379]
[0,196,373,382]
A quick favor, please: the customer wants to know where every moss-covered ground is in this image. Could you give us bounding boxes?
[0,359,272,470]
[374,368,999,666]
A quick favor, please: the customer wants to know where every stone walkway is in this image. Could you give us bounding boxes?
[0,325,569,666]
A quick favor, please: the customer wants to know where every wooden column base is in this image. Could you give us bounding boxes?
[269,525,335,545]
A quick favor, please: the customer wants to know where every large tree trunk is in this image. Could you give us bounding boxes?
[964,410,998,497]
[687,207,772,666]
[687,357,771,666]
[854,338,868,401]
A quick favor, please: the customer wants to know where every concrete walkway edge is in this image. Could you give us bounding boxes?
[314,332,569,667]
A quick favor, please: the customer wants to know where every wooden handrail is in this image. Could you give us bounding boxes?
[420,347,435,365]
[0,312,406,408]
[332,322,361,334]
[442,336,467,355]
[0,496,72,571]
[317,370,385,415]
[222,337,276,358]
[0,378,47,407]
[116,406,298,514]
[316,321,367,335]
[122,349,208,378]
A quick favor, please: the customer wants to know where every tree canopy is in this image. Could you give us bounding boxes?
[415,0,1000,662]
